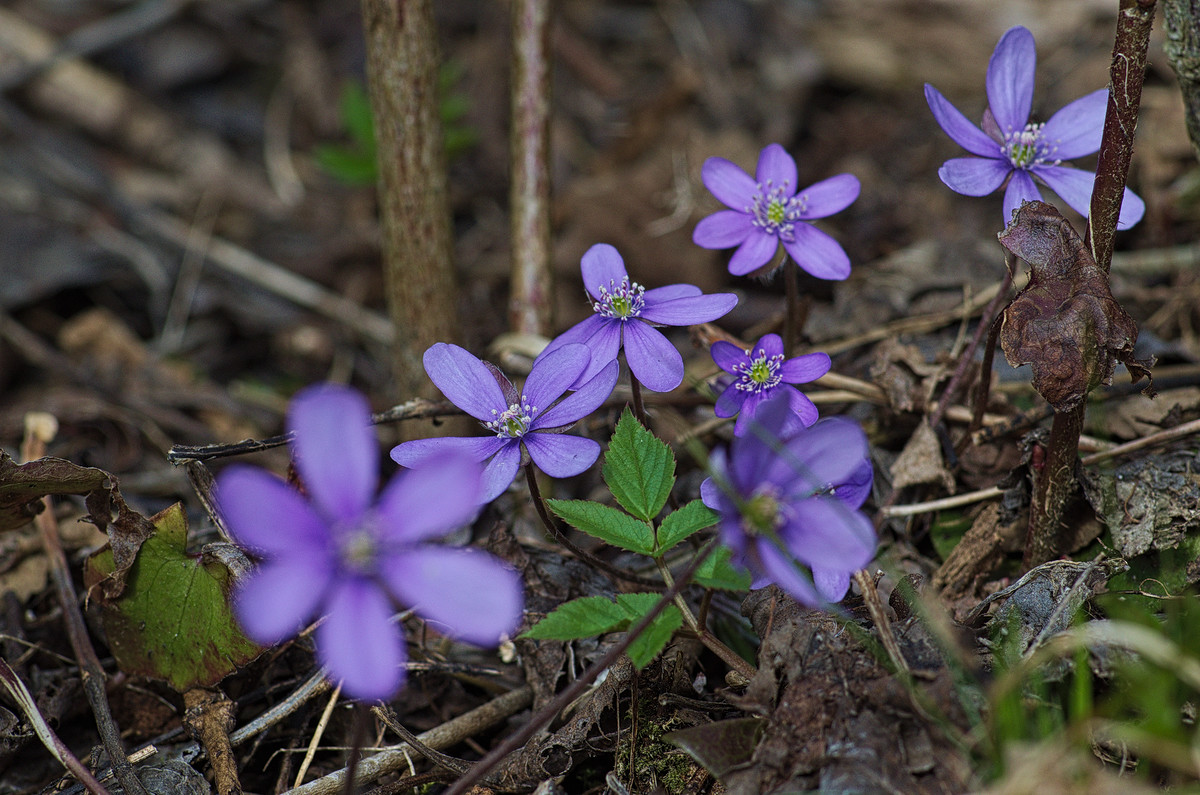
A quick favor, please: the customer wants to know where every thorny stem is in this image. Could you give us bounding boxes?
[442,541,722,795]
[22,422,148,795]
[522,464,662,588]
[1025,0,1156,568]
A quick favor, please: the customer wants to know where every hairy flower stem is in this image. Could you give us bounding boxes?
[654,557,757,681]
[630,372,648,426]
[1025,0,1156,568]
[342,702,370,795]
[522,464,662,588]
[782,262,807,357]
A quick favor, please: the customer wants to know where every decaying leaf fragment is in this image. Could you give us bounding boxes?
[997,201,1154,412]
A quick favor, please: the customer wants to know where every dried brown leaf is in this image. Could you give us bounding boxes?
[997,201,1154,412]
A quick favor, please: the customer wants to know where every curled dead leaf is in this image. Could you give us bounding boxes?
[997,201,1155,412]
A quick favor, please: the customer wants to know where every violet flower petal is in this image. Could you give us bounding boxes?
[622,321,684,392]
[1042,88,1108,159]
[580,243,628,296]
[924,84,1001,157]
[783,496,876,571]
[710,340,748,374]
[986,26,1035,132]
[756,143,798,188]
[835,460,875,510]
[755,333,784,358]
[813,567,851,602]
[233,557,333,645]
[523,433,602,477]
[1035,165,1146,229]
[390,435,508,469]
[382,546,522,646]
[938,157,1011,196]
[693,210,755,249]
[316,578,405,700]
[289,384,377,524]
[424,343,508,422]
[714,382,745,421]
[217,466,332,557]
[480,441,522,502]
[765,417,869,497]
[534,360,619,429]
[639,292,738,325]
[728,231,779,276]
[644,284,702,303]
[755,539,821,607]
[779,351,831,383]
[375,454,482,545]
[795,173,861,219]
[701,156,758,209]
[1002,170,1043,223]
[523,343,591,412]
[781,386,820,428]
[781,223,851,280]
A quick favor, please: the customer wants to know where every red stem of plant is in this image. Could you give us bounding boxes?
[1025,0,1156,567]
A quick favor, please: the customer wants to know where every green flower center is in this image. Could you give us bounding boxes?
[742,492,783,537]
[593,277,646,320]
[734,351,784,394]
[486,397,535,438]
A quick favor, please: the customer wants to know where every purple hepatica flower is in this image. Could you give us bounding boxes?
[700,395,876,606]
[217,384,523,701]
[925,25,1144,229]
[711,333,831,436]
[391,342,618,503]
[693,143,860,279]
[538,243,738,393]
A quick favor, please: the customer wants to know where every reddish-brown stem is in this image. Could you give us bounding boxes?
[508,0,554,335]
[1025,0,1156,568]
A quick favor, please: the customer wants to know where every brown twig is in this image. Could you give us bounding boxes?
[509,0,554,335]
[21,416,148,795]
[0,657,110,795]
[361,0,461,405]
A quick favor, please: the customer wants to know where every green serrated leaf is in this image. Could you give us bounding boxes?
[693,546,752,591]
[546,498,655,556]
[616,593,683,669]
[521,596,629,641]
[602,409,675,522]
[656,500,717,555]
[83,504,261,692]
